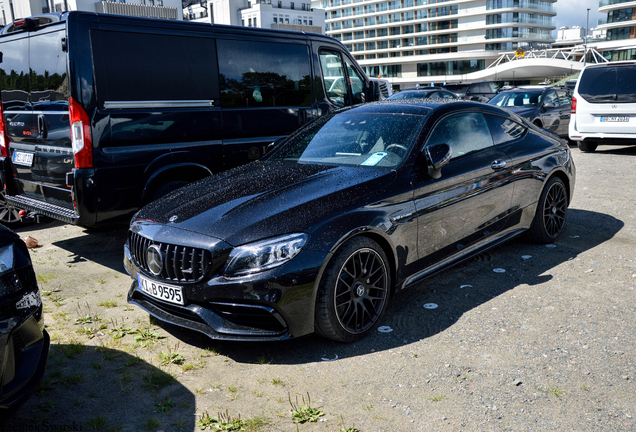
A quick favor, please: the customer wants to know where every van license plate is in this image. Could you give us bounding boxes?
[138,274,185,305]
[12,151,34,166]
[600,116,629,122]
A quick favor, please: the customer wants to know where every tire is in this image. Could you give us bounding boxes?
[315,237,391,342]
[578,141,597,152]
[0,190,22,227]
[147,180,190,204]
[526,176,568,244]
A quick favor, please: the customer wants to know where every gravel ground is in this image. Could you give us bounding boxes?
[5,144,636,432]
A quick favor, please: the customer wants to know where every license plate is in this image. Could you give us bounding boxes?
[600,116,630,122]
[137,274,184,305]
[12,151,34,166]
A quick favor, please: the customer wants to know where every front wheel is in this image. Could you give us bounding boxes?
[526,176,568,244]
[315,237,391,342]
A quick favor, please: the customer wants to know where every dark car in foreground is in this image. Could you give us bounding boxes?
[0,225,49,421]
[488,87,572,139]
[124,101,575,343]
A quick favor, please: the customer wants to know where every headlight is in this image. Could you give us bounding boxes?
[223,233,308,278]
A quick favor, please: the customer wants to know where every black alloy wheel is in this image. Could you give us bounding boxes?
[0,190,21,226]
[315,237,390,342]
[527,176,568,244]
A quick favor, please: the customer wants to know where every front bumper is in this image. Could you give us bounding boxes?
[124,243,329,342]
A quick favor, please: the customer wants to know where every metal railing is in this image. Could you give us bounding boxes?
[96,1,178,19]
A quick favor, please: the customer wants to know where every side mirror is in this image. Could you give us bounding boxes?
[369,81,381,102]
[424,143,452,179]
[542,102,555,111]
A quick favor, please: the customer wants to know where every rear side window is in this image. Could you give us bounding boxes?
[578,64,636,103]
[0,36,30,110]
[218,39,311,108]
[91,30,218,103]
[485,114,526,145]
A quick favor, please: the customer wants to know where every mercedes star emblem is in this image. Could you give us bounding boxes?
[146,244,164,276]
[169,215,178,222]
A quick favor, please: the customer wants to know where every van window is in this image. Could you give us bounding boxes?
[345,59,365,104]
[30,30,68,106]
[320,50,349,107]
[218,40,312,108]
[91,30,218,102]
[578,64,636,103]
[0,36,30,110]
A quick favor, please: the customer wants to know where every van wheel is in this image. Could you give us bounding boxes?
[526,176,568,244]
[0,190,21,226]
[314,237,390,342]
[148,181,189,204]
[578,141,597,152]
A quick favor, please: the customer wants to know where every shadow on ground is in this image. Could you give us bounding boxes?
[150,208,623,365]
[6,344,195,431]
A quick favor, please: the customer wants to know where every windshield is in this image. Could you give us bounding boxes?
[443,85,468,92]
[489,91,543,108]
[267,112,424,168]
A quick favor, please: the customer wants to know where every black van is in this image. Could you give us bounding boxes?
[0,12,378,227]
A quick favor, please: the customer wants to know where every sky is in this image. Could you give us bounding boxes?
[555,0,605,31]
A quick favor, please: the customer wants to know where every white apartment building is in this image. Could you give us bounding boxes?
[312,0,556,87]
[594,0,636,60]
[186,0,324,33]
[0,0,182,25]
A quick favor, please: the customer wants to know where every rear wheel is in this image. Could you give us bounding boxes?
[526,176,568,244]
[0,190,21,226]
[315,237,391,342]
[578,141,597,152]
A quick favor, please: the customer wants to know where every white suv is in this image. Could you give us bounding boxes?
[569,61,636,152]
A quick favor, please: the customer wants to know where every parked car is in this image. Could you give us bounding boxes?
[124,100,575,343]
[488,87,572,139]
[387,88,459,100]
[0,12,380,228]
[569,61,636,152]
[443,82,500,102]
[0,224,49,421]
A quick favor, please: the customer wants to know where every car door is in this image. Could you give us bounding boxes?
[412,112,515,271]
[556,90,571,136]
[540,90,561,134]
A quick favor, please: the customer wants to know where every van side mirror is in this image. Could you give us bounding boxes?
[369,81,381,102]
[424,143,452,179]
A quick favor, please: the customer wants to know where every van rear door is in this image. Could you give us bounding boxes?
[1,25,72,210]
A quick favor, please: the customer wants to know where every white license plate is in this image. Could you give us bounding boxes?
[12,151,34,166]
[137,274,184,305]
[600,116,630,122]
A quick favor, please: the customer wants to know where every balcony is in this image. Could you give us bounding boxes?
[599,0,635,7]
[96,1,178,19]
[486,0,556,14]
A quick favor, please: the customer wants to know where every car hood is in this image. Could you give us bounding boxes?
[135,161,397,247]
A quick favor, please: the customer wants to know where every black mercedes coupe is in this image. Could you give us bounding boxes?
[124,101,575,343]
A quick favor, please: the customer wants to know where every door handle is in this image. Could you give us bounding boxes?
[491,160,507,170]
[37,114,48,139]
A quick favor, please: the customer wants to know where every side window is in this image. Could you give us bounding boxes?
[91,30,217,102]
[557,90,571,107]
[218,39,311,108]
[426,112,494,158]
[479,83,491,93]
[345,59,366,104]
[484,114,526,145]
[441,91,455,99]
[544,91,559,106]
[320,50,349,107]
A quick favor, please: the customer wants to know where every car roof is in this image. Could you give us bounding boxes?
[348,100,509,118]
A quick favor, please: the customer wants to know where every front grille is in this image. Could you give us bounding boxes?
[129,231,212,283]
